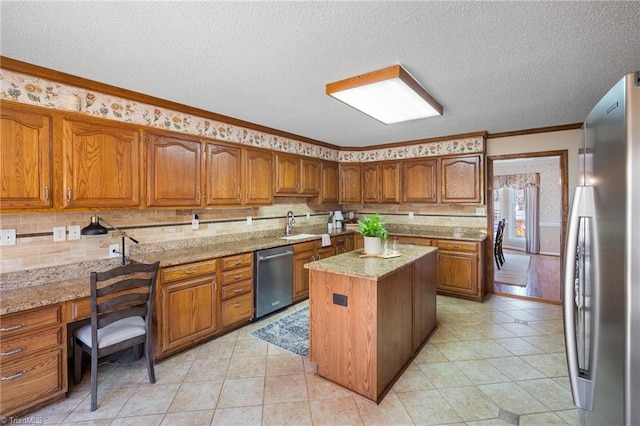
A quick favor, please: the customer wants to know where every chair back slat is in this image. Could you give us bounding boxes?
[97,292,149,314]
[96,277,154,297]
[98,306,147,329]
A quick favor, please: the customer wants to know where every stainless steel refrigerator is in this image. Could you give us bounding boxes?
[563,71,640,425]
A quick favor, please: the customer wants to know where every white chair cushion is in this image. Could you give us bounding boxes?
[75,316,146,349]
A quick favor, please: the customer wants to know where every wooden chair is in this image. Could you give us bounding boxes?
[494,219,505,269]
[73,261,160,411]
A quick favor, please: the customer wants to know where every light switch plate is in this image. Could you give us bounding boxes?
[306,212,310,219]
[408,212,414,219]
[53,226,66,242]
[246,216,252,226]
[68,225,81,240]
[475,207,486,215]
[0,229,16,246]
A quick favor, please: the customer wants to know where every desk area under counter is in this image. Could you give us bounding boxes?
[305,244,438,403]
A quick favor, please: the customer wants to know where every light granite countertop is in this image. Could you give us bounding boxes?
[0,225,484,315]
[305,244,438,280]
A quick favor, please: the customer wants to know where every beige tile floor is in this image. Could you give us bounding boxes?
[25,295,579,425]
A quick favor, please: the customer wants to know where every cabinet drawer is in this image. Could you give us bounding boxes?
[222,267,253,285]
[222,294,253,327]
[293,241,316,253]
[437,240,478,253]
[0,305,61,339]
[221,280,253,301]
[221,253,253,271]
[0,327,62,361]
[161,260,217,283]
[0,348,64,415]
[394,236,432,246]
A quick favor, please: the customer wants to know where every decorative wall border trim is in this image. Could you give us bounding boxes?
[1,64,484,162]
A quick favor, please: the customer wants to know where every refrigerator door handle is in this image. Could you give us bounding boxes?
[564,185,596,411]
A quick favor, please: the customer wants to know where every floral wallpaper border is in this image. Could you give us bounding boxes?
[0,68,484,161]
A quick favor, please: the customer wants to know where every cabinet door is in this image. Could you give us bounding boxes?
[380,162,401,203]
[244,148,273,205]
[63,119,142,209]
[274,153,299,195]
[403,159,437,203]
[147,132,202,207]
[293,250,315,302]
[300,158,321,195]
[441,155,483,203]
[436,251,478,297]
[205,142,242,206]
[159,276,219,354]
[362,164,380,203]
[333,234,353,254]
[339,164,362,203]
[316,246,335,260]
[320,161,339,204]
[0,104,52,210]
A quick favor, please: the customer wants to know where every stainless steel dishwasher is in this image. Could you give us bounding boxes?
[254,245,293,319]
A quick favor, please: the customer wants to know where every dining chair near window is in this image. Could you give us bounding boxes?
[73,261,160,411]
[494,219,506,270]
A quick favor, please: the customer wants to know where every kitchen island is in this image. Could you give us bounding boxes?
[305,244,438,403]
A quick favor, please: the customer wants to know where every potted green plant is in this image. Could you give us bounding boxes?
[357,213,388,254]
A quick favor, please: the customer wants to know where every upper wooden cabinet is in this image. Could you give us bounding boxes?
[0,103,53,210]
[244,148,273,205]
[63,118,142,209]
[205,142,242,206]
[274,153,320,196]
[363,162,401,203]
[320,161,339,204]
[403,158,437,203]
[339,164,362,203]
[146,131,202,208]
[441,154,483,204]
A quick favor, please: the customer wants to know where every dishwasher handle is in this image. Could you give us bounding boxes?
[258,251,293,261]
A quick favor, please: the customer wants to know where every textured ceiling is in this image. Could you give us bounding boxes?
[1,1,639,147]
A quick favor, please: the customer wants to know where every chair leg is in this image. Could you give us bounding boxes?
[74,339,83,385]
[145,340,156,384]
[90,349,98,411]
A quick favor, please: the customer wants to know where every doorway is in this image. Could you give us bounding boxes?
[487,150,568,304]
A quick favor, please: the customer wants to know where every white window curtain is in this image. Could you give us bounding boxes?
[493,173,540,254]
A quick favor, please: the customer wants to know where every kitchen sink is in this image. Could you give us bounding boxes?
[280,233,318,240]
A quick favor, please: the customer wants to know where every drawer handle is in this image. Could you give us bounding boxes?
[184,268,199,274]
[2,370,26,381]
[234,302,243,308]
[1,346,26,356]
[1,322,26,332]
[233,274,243,279]
[452,245,460,248]
[234,260,243,265]
[234,288,243,293]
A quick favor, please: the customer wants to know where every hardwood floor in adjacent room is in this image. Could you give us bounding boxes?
[494,250,562,303]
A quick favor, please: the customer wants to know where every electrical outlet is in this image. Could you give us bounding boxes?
[68,225,81,240]
[408,212,414,219]
[192,213,199,230]
[246,216,252,226]
[109,244,120,258]
[476,207,486,215]
[0,229,16,246]
[306,212,310,219]
[53,226,66,242]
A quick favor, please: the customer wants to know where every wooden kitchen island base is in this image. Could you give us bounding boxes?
[306,245,437,403]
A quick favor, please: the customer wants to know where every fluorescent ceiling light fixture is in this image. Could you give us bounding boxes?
[326,65,443,124]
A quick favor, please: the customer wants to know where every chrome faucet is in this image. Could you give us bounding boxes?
[285,211,296,236]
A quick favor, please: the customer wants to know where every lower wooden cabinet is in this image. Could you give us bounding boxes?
[220,252,254,328]
[157,260,220,357]
[0,305,65,418]
[293,242,316,303]
[435,239,485,301]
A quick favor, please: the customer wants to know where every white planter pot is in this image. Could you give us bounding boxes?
[363,236,383,255]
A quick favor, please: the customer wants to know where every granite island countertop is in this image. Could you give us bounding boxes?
[304,244,438,280]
